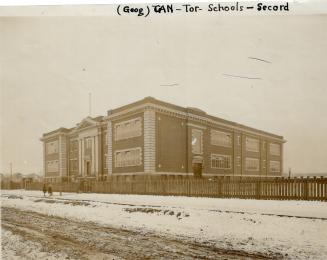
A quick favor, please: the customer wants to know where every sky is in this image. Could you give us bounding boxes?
[1,8,327,175]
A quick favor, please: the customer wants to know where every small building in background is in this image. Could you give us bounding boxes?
[12,173,23,183]
[22,173,43,188]
[40,97,286,183]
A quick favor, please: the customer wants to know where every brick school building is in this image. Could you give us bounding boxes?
[41,97,285,183]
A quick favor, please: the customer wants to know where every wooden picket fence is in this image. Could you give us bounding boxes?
[25,176,327,201]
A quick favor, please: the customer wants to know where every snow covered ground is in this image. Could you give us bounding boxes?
[2,189,327,259]
[1,229,71,260]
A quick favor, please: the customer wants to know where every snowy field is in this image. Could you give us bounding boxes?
[1,189,327,259]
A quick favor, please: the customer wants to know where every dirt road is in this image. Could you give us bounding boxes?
[1,207,275,260]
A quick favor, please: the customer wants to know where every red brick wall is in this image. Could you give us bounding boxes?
[111,112,144,174]
[156,112,187,173]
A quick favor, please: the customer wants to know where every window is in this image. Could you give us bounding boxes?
[262,141,266,150]
[211,154,231,169]
[262,159,266,169]
[69,159,78,171]
[237,136,241,146]
[192,129,203,154]
[115,147,142,167]
[104,154,108,169]
[85,138,92,149]
[115,117,142,141]
[269,143,280,156]
[104,133,108,145]
[70,140,78,152]
[245,158,259,171]
[211,130,232,147]
[46,141,58,154]
[236,156,241,167]
[270,161,280,172]
[47,160,59,172]
[245,137,259,152]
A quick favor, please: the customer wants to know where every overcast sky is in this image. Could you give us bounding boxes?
[1,11,327,175]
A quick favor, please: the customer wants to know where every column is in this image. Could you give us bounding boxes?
[58,135,67,180]
[144,109,156,174]
[78,139,82,175]
[81,139,84,176]
[92,136,95,175]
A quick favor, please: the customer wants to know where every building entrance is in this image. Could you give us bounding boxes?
[86,161,91,176]
[192,156,203,178]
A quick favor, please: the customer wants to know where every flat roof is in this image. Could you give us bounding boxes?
[42,97,284,141]
[107,97,284,140]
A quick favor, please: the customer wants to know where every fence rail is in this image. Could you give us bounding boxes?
[22,176,327,201]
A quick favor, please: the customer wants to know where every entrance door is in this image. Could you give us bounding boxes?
[192,163,203,178]
[192,156,203,178]
[86,161,91,176]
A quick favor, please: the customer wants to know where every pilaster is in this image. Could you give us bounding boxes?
[78,139,82,175]
[95,134,99,179]
[107,121,113,175]
[92,136,95,174]
[81,139,84,176]
[144,109,156,173]
[59,135,67,178]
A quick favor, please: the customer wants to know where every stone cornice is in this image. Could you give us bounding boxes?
[40,131,68,141]
[104,102,285,143]
[41,98,286,143]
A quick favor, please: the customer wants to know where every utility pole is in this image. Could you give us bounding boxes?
[10,162,13,189]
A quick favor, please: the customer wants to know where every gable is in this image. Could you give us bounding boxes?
[75,117,98,131]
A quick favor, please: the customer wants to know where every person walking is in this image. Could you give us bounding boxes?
[42,183,47,197]
[48,185,53,197]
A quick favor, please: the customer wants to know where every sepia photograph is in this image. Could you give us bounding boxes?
[1,1,327,259]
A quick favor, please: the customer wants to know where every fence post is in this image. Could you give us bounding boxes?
[305,176,310,200]
[217,177,221,198]
[313,176,317,200]
[187,178,190,196]
[320,176,324,201]
[300,177,304,200]
[280,177,284,200]
[286,177,291,200]
[323,176,327,202]
[255,178,261,200]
